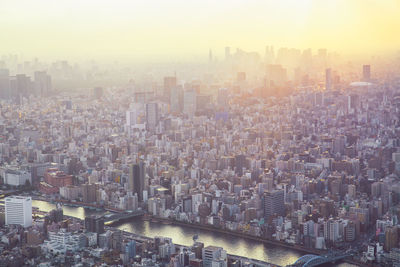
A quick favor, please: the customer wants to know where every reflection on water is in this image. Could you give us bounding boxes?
[32,200,357,267]
[116,219,301,266]
[32,200,104,219]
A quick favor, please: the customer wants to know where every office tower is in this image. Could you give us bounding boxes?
[164,76,177,103]
[146,102,159,131]
[196,94,212,113]
[170,85,183,113]
[235,155,246,177]
[348,94,359,112]
[325,68,332,90]
[11,74,31,98]
[183,88,196,117]
[363,65,371,81]
[225,47,230,61]
[332,135,346,155]
[209,49,213,63]
[5,196,32,227]
[202,245,227,267]
[82,183,97,203]
[0,69,11,99]
[263,189,285,220]
[84,215,105,234]
[385,226,398,251]
[129,162,145,201]
[125,240,136,260]
[34,71,52,96]
[126,109,137,126]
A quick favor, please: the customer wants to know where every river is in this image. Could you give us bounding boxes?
[31,200,357,267]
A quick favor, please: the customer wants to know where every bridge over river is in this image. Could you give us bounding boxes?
[100,210,145,223]
[287,251,355,267]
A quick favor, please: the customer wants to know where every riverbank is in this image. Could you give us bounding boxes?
[31,199,360,266]
[111,216,324,256]
[112,216,362,266]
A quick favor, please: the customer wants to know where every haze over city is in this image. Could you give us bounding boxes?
[1,0,400,61]
[0,1,400,267]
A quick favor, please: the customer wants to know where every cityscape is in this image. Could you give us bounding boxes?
[1,0,400,266]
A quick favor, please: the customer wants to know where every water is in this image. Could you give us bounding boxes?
[32,200,357,267]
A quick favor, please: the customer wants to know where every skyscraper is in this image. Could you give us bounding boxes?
[126,109,137,126]
[129,161,145,201]
[5,196,32,228]
[263,189,285,220]
[235,154,246,177]
[183,88,196,117]
[325,68,332,90]
[170,85,183,113]
[0,69,11,99]
[164,76,177,103]
[363,65,371,81]
[34,71,52,97]
[146,102,159,131]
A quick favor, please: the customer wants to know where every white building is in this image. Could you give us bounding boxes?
[5,196,32,227]
[1,168,31,186]
[43,229,85,254]
[202,246,227,267]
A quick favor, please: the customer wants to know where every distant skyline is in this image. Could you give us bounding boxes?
[1,0,400,62]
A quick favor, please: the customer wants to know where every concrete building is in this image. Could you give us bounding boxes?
[5,196,32,228]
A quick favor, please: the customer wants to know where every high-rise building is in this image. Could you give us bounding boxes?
[0,69,11,99]
[348,94,359,113]
[34,71,52,97]
[202,245,227,267]
[82,183,97,203]
[170,85,183,113]
[5,196,32,227]
[125,240,136,260]
[385,226,398,251]
[183,88,197,117]
[325,68,332,90]
[164,76,176,103]
[11,74,31,98]
[235,155,246,177]
[126,110,137,126]
[146,102,159,131]
[129,162,145,201]
[363,65,371,81]
[84,215,105,234]
[263,189,285,220]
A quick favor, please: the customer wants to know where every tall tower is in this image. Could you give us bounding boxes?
[129,162,145,201]
[146,102,159,131]
[163,76,177,104]
[263,189,285,221]
[209,49,213,63]
[325,68,332,91]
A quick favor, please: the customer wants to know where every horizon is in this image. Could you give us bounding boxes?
[1,0,400,62]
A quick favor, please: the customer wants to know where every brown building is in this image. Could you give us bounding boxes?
[40,168,73,194]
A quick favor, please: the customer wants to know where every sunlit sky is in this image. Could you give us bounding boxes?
[1,0,399,62]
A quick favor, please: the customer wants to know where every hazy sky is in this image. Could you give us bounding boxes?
[1,0,399,62]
